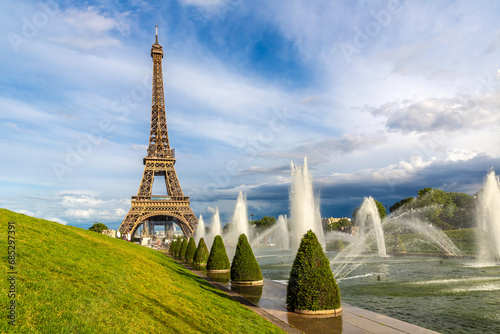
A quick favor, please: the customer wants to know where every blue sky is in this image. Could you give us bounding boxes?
[2,0,500,230]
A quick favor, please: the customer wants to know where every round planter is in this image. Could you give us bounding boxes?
[194,263,207,267]
[294,307,342,317]
[230,280,264,286]
[207,269,230,273]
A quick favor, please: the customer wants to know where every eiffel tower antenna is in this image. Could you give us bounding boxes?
[119,27,198,239]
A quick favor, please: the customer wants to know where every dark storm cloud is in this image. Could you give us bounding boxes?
[240,154,500,219]
[240,164,290,175]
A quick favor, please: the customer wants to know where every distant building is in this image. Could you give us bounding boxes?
[322,217,351,226]
[321,217,359,237]
[102,229,118,238]
[339,225,359,237]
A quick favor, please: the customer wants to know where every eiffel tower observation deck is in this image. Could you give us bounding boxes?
[119,27,198,238]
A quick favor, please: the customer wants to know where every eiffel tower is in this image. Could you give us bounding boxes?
[119,27,198,238]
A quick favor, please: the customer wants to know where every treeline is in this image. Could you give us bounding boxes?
[250,188,476,233]
[387,188,476,230]
[250,216,277,231]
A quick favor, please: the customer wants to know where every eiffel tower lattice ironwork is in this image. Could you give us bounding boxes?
[119,27,198,238]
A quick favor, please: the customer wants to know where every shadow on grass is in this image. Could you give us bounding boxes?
[138,293,207,332]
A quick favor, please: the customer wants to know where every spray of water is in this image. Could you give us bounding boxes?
[356,196,387,257]
[476,171,500,263]
[386,210,464,257]
[205,207,222,249]
[227,191,249,240]
[277,215,290,250]
[252,214,290,249]
[193,215,205,243]
[289,157,324,251]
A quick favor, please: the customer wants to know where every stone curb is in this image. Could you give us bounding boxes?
[167,255,302,334]
[206,269,230,273]
[294,306,342,317]
[230,279,264,286]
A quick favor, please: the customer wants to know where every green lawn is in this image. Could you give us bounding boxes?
[0,209,284,334]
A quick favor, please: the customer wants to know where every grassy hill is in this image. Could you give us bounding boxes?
[0,209,284,333]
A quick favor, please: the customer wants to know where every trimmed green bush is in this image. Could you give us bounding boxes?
[174,238,184,258]
[333,240,345,251]
[193,238,209,266]
[185,237,197,263]
[286,230,341,311]
[179,238,188,260]
[391,235,406,253]
[230,234,263,282]
[169,240,177,255]
[207,235,230,271]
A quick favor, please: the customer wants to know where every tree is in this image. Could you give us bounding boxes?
[169,239,178,255]
[193,238,209,266]
[222,223,232,233]
[325,218,351,231]
[389,197,414,213]
[185,237,197,263]
[332,240,345,250]
[374,200,387,219]
[230,234,263,283]
[287,230,341,312]
[88,222,108,233]
[207,235,230,272]
[179,238,188,260]
[390,235,406,253]
[352,198,386,221]
[388,188,476,230]
[174,238,184,258]
[251,216,277,231]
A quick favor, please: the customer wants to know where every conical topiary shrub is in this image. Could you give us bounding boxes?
[169,239,177,255]
[179,238,188,261]
[185,237,197,263]
[207,235,230,273]
[286,230,341,316]
[193,238,209,267]
[333,240,345,251]
[230,234,263,285]
[172,239,178,256]
[175,238,184,258]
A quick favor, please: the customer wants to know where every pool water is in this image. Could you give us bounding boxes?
[255,249,500,334]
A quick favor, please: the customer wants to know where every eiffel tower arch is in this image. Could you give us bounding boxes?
[119,27,198,238]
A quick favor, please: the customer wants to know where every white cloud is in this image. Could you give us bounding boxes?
[371,92,500,133]
[114,208,127,217]
[48,217,68,225]
[59,191,103,207]
[64,208,96,219]
[62,7,129,34]
[444,149,479,162]
[15,209,35,216]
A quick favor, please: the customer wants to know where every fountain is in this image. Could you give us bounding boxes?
[355,196,387,257]
[205,207,222,249]
[385,208,464,257]
[250,214,290,250]
[209,164,500,333]
[476,170,500,263]
[289,157,324,251]
[227,191,250,241]
[193,215,205,243]
[276,215,290,250]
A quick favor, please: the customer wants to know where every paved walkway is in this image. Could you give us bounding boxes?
[174,258,440,334]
